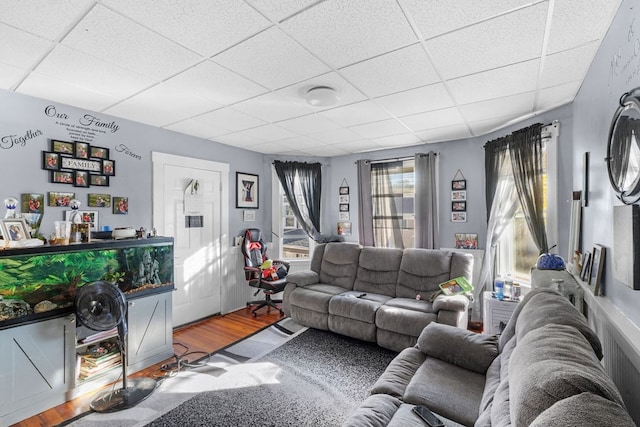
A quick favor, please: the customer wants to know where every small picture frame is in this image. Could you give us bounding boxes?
[339,203,350,212]
[113,197,128,214]
[455,233,478,249]
[1,218,30,241]
[451,190,467,201]
[90,146,109,159]
[48,192,75,206]
[590,244,606,295]
[337,222,352,236]
[452,201,467,212]
[452,179,466,190]
[339,186,349,195]
[339,211,350,221]
[65,210,98,231]
[243,210,256,222]
[89,174,109,186]
[102,159,116,176]
[42,152,60,170]
[75,142,89,159]
[74,170,89,187]
[50,140,74,154]
[451,212,467,223]
[236,172,259,209]
[51,170,74,184]
[581,251,592,282]
[88,193,111,208]
[339,194,350,203]
[21,193,44,214]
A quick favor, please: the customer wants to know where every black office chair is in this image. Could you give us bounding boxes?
[241,228,289,317]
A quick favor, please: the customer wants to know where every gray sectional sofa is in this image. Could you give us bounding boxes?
[283,243,474,352]
[343,288,635,427]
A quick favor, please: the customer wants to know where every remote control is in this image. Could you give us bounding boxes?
[412,406,444,427]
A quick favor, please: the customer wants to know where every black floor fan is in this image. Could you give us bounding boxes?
[75,280,157,412]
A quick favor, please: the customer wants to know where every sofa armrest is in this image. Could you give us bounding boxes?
[432,294,469,312]
[417,322,499,374]
[285,270,319,287]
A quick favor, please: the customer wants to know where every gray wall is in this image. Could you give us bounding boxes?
[571,0,640,326]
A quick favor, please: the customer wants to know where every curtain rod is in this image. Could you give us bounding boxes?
[354,153,438,165]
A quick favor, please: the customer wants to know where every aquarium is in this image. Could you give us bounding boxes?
[0,237,173,328]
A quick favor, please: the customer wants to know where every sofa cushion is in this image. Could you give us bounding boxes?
[509,323,624,426]
[370,347,426,398]
[376,300,438,337]
[404,356,485,427]
[342,394,402,427]
[288,285,348,312]
[354,247,403,297]
[329,292,391,323]
[529,392,635,427]
[396,249,454,297]
[318,243,361,289]
[417,323,498,374]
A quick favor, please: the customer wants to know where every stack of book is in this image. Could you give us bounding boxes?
[77,340,121,380]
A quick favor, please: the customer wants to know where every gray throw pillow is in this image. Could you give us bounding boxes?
[417,322,499,374]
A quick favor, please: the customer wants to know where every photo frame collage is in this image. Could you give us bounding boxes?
[338,180,351,236]
[43,139,115,188]
[451,177,467,223]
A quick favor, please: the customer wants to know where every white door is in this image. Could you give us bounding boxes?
[152,153,229,327]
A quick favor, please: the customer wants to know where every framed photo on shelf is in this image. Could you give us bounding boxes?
[65,210,98,231]
[236,172,259,209]
[580,251,592,282]
[1,218,30,241]
[590,245,605,295]
[455,233,478,249]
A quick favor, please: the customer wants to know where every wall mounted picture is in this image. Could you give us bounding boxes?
[590,244,606,295]
[452,179,466,190]
[339,211,350,221]
[339,186,349,195]
[337,222,352,236]
[88,193,111,208]
[1,218,30,241]
[48,192,75,206]
[90,146,109,159]
[74,170,89,187]
[102,159,115,176]
[75,142,89,159]
[42,152,60,170]
[65,210,98,231]
[451,212,467,223]
[113,197,128,214]
[455,233,478,249]
[452,201,467,211]
[236,172,259,209]
[50,140,74,154]
[339,203,349,212]
[243,210,256,222]
[51,170,73,184]
[339,194,349,203]
[21,193,44,214]
[90,175,109,186]
[451,190,467,201]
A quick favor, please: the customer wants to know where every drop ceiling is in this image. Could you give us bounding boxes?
[1,0,622,157]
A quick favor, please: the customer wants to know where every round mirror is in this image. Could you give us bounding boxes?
[607,89,640,204]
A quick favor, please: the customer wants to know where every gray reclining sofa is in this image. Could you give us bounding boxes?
[283,242,473,352]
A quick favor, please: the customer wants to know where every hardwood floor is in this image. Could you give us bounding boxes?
[12,308,283,427]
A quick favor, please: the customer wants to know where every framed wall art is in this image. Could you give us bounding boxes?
[48,192,75,206]
[452,201,467,212]
[51,171,73,184]
[90,146,109,159]
[42,152,60,170]
[90,175,109,186]
[451,212,467,223]
[65,210,98,231]
[74,171,89,187]
[44,139,115,187]
[337,222,352,236]
[590,244,606,295]
[1,218,30,241]
[113,197,128,214]
[21,193,44,214]
[236,172,259,209]
[88,193,111,207]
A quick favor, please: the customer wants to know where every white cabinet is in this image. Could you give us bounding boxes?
[127,291,174,371]
[0,315,76,426]
[483,292,519,334]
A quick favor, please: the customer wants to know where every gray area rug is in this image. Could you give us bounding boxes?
[62,319,397,426]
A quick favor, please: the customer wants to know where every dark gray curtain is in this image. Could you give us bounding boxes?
[510,123,548,254]
[274,161,338,243]
[414,152,439,249]
[371,161,404,248]
[484,136,510,221]
[357,159,374,246]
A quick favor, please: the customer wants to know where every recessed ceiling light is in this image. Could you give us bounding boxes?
[305,86,339,107]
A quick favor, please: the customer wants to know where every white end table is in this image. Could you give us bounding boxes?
[483,291,519,334]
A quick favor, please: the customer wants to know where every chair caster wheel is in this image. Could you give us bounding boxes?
[252,312,257,317]
[279,310,284,316]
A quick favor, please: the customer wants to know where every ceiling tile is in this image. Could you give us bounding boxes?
[309,127,362,144]
[31,45,153,99]
[370,133,421,148]
[62,5,201,79]
[214,132,264,148]
[0,0,94,39]
[246,141,293,154]
[349,118,409,139]
[276,114,341,134]
[103,82,222,127]
[232,91,314,123]
[426,3,548,79]
[276,72,366,111]
[199,107,267,132]
[415,124,473,143]
[239,124,298,142]
[398,107,465,132]
[546,0,622,54]
[102,0,271,57]
[459,92,535,123]
[540,43,599,89]
[375,83,455,117]
[448,59,540,105]
[279,135,325,150]
[333,139,383,153]
[0,24,52,68]
[468,116,526,136]
[0,62,25,89]
[17,73,121,112]
[537,82,580,111]
[339,43,440,98]
[320,100,393,127]
[299,144,350,157]
[245,0,322,22]
[281,0,418,68]
[400,0,536,40]
[164,117,230,139]
[213,27,330,90]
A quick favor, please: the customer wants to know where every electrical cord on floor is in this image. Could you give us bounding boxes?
[155,342,212,379]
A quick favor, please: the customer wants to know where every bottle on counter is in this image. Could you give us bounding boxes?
[504,273,514,298]
[494,274,504,300]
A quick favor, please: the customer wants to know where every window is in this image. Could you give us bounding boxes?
[371,159,415,248]
[272,168,313,259]
[496,125,558,285]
